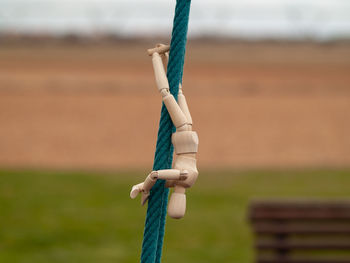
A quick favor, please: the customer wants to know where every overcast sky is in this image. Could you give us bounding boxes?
[1,0,350,40]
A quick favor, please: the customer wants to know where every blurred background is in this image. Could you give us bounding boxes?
[0,0,349,262]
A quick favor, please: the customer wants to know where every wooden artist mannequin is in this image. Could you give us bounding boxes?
[130,44,199,219]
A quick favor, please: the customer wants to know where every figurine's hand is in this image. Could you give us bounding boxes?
[130,181,152,206]
[130,183,143,199]
[141,192,150,206]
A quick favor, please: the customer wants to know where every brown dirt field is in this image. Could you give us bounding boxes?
[0,42,349,169]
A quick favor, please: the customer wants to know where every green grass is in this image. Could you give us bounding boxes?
[0,169,349,263]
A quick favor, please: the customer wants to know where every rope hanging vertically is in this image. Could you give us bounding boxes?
[140,0,192,262]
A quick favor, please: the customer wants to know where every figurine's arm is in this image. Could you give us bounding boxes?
[130,169,188,205]
[152,52,189,130]
[157,169,188,180]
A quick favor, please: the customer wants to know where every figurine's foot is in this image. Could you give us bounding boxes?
[147,43,170,56]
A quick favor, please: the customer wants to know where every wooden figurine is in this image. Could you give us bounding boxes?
[130,44,199,219]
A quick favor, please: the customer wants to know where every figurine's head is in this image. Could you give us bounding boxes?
[167,192,186,219]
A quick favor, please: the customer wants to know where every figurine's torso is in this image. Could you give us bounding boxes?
[172,130,198,188]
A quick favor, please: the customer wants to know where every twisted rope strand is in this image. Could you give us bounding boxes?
[140,1,191,263]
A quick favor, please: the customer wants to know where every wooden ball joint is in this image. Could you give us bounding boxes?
[130,44,199,219]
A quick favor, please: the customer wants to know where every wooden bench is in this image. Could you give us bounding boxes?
[249,201,350,263]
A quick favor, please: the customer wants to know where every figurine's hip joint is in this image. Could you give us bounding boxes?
[172,131,199,154]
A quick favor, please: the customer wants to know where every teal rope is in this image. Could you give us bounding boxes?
[140,1,191,263]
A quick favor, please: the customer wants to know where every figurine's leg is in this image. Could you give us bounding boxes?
[152,52,189,130]
[178,84,193,126]
[149,45,190,126]
[168,185,186,219]
[161,51,169,70]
